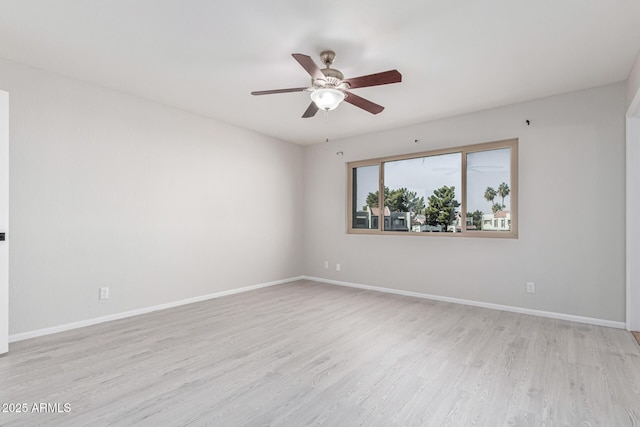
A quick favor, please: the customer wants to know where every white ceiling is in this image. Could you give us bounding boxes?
[1,0,639,145]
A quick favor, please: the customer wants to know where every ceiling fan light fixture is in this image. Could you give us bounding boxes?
[310,88,345,111]
[251,51,402,118]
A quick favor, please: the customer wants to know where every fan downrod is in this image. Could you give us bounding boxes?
[318,50,343,81]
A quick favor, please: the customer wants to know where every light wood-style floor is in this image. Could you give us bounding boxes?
[1,280,639,426]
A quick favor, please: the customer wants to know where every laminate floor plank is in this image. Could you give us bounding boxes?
[1,280,639,426]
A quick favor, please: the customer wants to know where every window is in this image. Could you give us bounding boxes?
[347,139,518,238]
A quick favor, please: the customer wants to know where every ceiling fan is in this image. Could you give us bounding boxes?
[251,50,402,118]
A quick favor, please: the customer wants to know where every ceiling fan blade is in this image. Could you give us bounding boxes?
[342,70,402,89]
[292,53,324,81]
[302,102,319,118]
[343,91,384,114]
[251,87,308,96]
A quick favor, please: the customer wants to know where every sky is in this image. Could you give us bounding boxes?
[355,148,511,214]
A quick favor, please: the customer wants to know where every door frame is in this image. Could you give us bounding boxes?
[0,90,8,354]
[627,90,640,332]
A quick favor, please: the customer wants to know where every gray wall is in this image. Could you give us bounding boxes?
[627,50,640,330]
[1,58,304,334]
[1,56,628,335]
[628,51,640,111]
[304,83,626,322]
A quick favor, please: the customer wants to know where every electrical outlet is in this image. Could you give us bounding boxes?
[526,282,535,294]
[336,263,341,272]
[99,287,110,300]
[323,261,329,269]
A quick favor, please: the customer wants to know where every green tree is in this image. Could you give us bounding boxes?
[484,187,497,209]
[425,186,460,231]
[365,187,425,214]
[387,187,411,212]
[497,182,510,207]
[492,203,505,214]
[407,191,425,215]
[466,210,483,229]
[365,186,391,210]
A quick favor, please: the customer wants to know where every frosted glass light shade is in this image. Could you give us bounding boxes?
[310,88,345,111]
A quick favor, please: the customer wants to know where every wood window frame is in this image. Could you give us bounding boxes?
[346,138,518,238]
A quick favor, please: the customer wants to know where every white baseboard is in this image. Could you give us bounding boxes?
[9,276,305,343]
[10,275,624,343]
[303,276,626,330]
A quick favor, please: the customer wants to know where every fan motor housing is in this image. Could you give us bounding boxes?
[313,73,348,90]
[321,68,343,81]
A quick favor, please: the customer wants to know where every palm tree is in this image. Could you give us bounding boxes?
[497,182,510,207]
[484,187,497,208]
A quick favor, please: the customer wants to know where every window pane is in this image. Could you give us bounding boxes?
[466,148,511,232]
[352,165,380,229]
[383,153,462,233]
